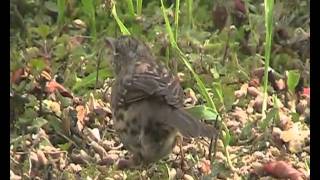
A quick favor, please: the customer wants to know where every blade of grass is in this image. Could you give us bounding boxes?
[187,0,193,29]
[57,0,66,27]
[137,0,143,16]
[160,0,177,47]
[262,0,274,117]
[160,0,215,112]
[126,0,135,17]
[160,0,234,170]
[111,5,131,35]
[174,0,180,41]
[81,0,97,42]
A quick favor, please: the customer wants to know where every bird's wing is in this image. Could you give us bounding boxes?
[121,59,217,138]
[122,60,184,108]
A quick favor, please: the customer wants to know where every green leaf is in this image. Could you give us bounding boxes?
[23,108,38,119]
[185,105,218,120]
[10,136,26,146]
[30,58,46,72]
[210,68,220,79]
[45,1,58,12]
[18,117,33,125]
[58,142,72,151]
[25,95,39,108]
[222,130,231,146]
[26,47,40,59]
[47,114,62,132]
[32,117,48,129]
[53,43,67,59]
[72,69,113,91]
[259,108,278,130]
[286,70,301,93]
[39,138,53,147]
[70,46,86,59]
[32,25,51,39]
[212,82,224,104]
[290,112,300,122]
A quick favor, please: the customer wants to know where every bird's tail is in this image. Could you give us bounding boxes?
[169,109,218,138]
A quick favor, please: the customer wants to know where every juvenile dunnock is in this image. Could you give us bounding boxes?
[106,36,217,167]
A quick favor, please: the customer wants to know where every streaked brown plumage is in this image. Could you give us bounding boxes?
[106,36,217,166]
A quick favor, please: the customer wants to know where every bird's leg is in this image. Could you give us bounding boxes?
[176,135,186,170]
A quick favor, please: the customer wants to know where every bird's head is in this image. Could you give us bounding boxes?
[105,36,151,74]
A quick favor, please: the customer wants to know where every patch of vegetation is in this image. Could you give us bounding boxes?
[10,0,309,179]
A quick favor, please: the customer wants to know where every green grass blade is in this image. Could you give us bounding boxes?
[126,0,135,17]
[57,0,65,27]
[174,0,180,41]
[111,5,131,35]
[262,0,274,116]
[81,0,97,42]
[187,0,193,29]
[160,0,215,111]
[137,0,143,16]
[160,0,236,170]
[160,0,177,47]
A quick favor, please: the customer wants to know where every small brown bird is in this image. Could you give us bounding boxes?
[105,36,217,167]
